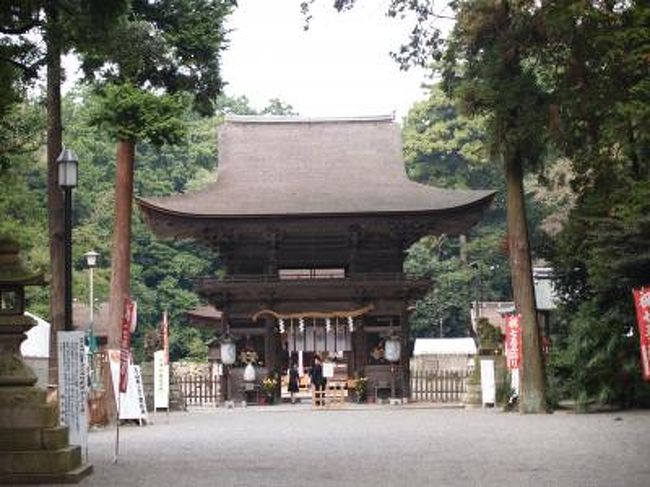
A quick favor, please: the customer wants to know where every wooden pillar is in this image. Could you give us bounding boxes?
[354,317,366,377]
[265,317,275,371]
[400,308,410,398]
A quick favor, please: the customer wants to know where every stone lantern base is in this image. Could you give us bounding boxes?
[0,387,92,484]
[0,324,92,483]
[0,238,91,482]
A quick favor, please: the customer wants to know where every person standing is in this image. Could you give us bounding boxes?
[310,355,325,406]
[288,362,300,404]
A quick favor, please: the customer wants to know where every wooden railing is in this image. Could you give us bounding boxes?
[410,370,470,403]
[175,375,220,407]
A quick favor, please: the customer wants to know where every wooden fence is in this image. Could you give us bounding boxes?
[410,370,470,403]
[175,375,220,407]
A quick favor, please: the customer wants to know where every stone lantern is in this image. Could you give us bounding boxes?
[0,238,92,483]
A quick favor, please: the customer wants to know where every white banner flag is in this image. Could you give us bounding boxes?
[154,350,169,409]
[108,349,148,421]
[57,331,88,451]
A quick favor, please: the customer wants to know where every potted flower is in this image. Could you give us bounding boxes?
[261,375,278,404]
[354,376,368,403]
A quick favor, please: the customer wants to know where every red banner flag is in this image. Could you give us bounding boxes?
[162,310,169,365]
[633,287,650,382]
[119,297,136,393]
[505,314,522,370]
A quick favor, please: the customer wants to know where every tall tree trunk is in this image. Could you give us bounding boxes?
[107,139,135,349]
[504,150,547,413]
[46,3,64,385]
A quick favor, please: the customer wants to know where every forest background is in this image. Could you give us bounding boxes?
[1,1,648,409]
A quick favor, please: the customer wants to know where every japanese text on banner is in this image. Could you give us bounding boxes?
[633,287,650,382]
[505,314,521,370]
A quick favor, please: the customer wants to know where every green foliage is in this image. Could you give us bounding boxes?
[89,83,187,144]
[0,0,128,115]
[1,89,296,362]
[543,2,650,408]
[402,85,526,339]
[476,318,503,353]
[81,0,235,116]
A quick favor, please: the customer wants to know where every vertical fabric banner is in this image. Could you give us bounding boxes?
[633,287,650,381]
[505,314,522,370]
[154,350,170,409]
[119,297,136,393]
[57,331,88,451]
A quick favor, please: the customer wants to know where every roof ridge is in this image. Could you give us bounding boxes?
[224,114,395,124]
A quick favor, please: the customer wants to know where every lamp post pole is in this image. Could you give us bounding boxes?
[57,148,78,332]
[63,186,72,331]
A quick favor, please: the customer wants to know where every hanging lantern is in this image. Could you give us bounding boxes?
[299,317,305,333]
[278,318,285,334]
[325,317,331,333]
[384,335,401,363]
[347,316,354,332]
[220,337,236,365]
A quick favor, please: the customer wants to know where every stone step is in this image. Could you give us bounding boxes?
[0,426,69,451]
[0,445,82,474]
[0,403,58,429]
[1,461,93,485]
[42,426,70,451]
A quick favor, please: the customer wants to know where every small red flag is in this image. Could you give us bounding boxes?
[162,310,169,365]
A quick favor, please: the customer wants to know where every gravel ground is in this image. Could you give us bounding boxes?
[68,406,649,487]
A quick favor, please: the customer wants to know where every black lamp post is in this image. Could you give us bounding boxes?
[57,148,78,332]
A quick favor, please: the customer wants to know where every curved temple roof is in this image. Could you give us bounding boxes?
[137,116,494,221]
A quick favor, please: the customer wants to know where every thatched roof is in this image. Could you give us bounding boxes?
[137,116,494,219]
[73,301,110,338]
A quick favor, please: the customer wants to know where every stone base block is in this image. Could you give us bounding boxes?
[1,445,81,474]
[0,403,58,429]
[0,426,69,451]
[1,462,93,485]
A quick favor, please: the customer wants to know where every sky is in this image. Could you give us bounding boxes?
[220,0,439,120]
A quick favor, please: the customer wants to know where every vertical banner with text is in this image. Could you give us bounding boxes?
[505,314,522,370]
[633,287,650,381]
[57,331,88,452]
[162,310,169,365]
[154,350,170,409]
[119,298,136,393]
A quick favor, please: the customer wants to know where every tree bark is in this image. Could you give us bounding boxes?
[504,150,547,413]
[45,3,64,385]
[107,139,135,349]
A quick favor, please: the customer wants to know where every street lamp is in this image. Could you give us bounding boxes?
[57,148,78,332]
[220,337,236,405]
[385,334,401,400]
[84,250,99,388]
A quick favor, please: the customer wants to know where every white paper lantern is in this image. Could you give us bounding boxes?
[384,336,401,363]
[243,363,256,382]
[220,339,236,365]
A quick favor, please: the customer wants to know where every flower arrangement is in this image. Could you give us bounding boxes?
[262,375,278,397]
